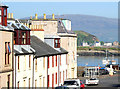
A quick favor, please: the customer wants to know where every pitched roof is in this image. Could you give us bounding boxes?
[57,20,75,34]
[31,35,68,58]
[14,47,35,56]
[0,3,8,8]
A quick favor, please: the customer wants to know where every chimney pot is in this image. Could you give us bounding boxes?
[8,13,10,18]
[11,13,13,18]
[35,14,38,19]
[44,14,46,19]
[52,14,55,19]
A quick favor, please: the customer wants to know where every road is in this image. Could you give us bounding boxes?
[79,74,120,89]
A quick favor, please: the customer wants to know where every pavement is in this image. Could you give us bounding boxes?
[78,73,120,89]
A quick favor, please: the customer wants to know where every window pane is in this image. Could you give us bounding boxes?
[0,16,1,23]
[0,9,1,15]
[4,9,6,16]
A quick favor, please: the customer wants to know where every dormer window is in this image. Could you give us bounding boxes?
[14,30,30,45]
[54,38,60,48]
[4,9,6,16]
[0,9,1,23]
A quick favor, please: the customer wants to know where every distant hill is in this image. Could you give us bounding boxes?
[74,30,99,46]
[22,14,118,42]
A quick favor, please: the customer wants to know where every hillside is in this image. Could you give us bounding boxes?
[22,14,117,42]
[74,30,99,46]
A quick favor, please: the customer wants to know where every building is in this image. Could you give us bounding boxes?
[94,42,101,47]
[0,3,14,88]
[21,13,77,86]
[104,42,112,47]
[7,15,35,88]
[57,19,77,78]
[113,41,119,47]
[82,41,89,47]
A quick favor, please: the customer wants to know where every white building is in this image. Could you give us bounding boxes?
[94,42,101,47]
[104,42,112,47]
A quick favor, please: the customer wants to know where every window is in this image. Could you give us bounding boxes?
[60,55,61,66]
[0,9,1,23]
[54,38,60,48]
[18,81,19,89]
[43,57,45,69]
[48,57,49,68]
[5,42,7,65]
[29,55,31,69]
[35,59,37,71]
[56,56,57,66]
[29,78,30,89]
[48,75,50,87]
[63,71,64,82]
[0,16,1,23]
[14,30,30,45]
[66,54,67,65]
[60,72,61,83]
[4,9,6,16]
[8,42,11,64]
[52,56,54,67]
[56,73,57,84]
[66,70,67,79]
[7,75,10,89]
[52,74,54,88]
[18,56,20,70]
[5,42,11,65]
[21,31,26,44]
[0,9,1,15]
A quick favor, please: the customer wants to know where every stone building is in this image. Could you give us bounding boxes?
[0,3,14,88]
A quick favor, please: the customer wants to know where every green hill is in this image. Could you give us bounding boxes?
[74,31,99,46]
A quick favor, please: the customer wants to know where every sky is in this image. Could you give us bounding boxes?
[0,1,118,19]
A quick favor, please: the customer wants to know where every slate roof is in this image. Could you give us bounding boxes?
[0,3,8,7]
[31,35,68,58]
[0,24,14,31]
[7,20,30,30]
[57,20,75,34]
[14,47,35,56]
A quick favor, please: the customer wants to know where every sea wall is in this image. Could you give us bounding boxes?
[77,50,120,56]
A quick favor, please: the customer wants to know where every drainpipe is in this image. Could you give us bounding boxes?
[15,56,16,89]
[58,55,60,86]
[32,56,35,88]
[47,56,48,89]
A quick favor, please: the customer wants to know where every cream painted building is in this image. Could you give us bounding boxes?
[27,14,77,79]
[7,18,35,88]
[0,3,14,88]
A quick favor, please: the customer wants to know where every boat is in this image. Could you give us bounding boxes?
[102,49,116,65]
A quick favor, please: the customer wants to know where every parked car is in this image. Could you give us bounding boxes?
[55,86,69,89]
[80,81,85,89]
[85,78,99,85]
[63,79,81,89]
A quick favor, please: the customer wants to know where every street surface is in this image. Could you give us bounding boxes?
[79,74,120,89]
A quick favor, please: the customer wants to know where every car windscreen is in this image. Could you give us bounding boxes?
[64,81,78,85]
[90,78,97,80]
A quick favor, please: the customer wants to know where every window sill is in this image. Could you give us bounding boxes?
[4,64,11,67]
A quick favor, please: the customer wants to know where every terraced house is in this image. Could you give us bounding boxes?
[0,3,14,88]
[23,13,77,79]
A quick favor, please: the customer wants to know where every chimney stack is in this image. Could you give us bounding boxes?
[35,14,38,19]
[44,14,46,19]
[52,14,55,19]
[11,13,13,18]
[30,16,32,20]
